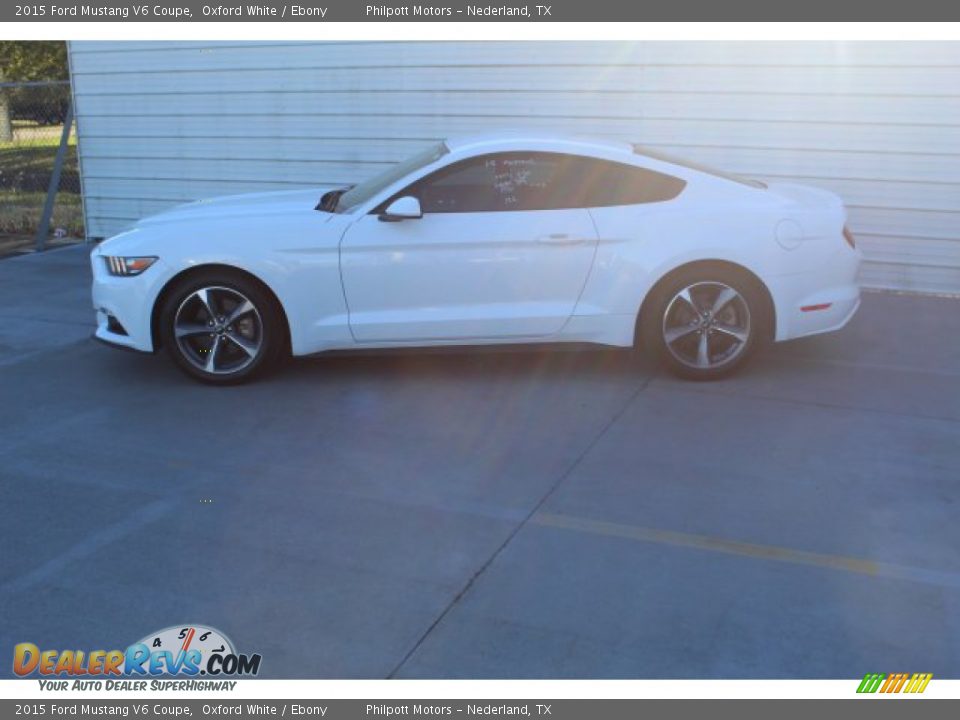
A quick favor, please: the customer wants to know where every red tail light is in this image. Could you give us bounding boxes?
[843,226,856,249]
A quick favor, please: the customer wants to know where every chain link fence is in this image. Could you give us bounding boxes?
[0,80,83,255]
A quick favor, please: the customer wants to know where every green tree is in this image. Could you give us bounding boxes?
[0,42,69,141]
[0,41,68,82]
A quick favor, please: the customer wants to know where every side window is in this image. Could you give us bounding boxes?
[383,152,686,214]
[488,154,577,211]
[401,153,583,213]
[578,160,686,208]
[417,157,501,213]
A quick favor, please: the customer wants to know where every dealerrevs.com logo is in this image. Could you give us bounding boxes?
[13,625,262,680]
[857,673,933,694]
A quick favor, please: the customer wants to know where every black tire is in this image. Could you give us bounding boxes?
[159,270,284,384]
[642,266,768,380]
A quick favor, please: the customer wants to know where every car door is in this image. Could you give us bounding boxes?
[339,152,600,342]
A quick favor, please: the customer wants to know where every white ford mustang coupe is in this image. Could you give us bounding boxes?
[91,134,861,383]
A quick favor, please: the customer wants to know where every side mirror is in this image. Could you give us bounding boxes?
[379,196,423,222]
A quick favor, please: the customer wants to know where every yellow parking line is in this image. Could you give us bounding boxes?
[533,512,960,589]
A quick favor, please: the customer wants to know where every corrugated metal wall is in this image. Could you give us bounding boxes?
[69,41,960,294]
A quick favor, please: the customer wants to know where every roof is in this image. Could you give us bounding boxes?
[443,132,634,157]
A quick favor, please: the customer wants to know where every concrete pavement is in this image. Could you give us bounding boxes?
[1,244,958,678]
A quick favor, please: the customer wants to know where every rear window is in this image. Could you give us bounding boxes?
[633,146,766,189]
[578,159,686,207]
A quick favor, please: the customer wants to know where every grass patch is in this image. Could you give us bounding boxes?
[0,143,79,191]
[1,122,80,195]
[0,121,85,251]
[0,189,84,236]
[0,121,77,149]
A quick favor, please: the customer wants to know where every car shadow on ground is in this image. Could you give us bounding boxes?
[89,333,836,392]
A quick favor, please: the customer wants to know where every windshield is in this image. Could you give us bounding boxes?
[336,142,449,212]
[633,145,767,189]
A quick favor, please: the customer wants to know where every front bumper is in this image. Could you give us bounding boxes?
[90,249,164,353]
[92,329,153,353]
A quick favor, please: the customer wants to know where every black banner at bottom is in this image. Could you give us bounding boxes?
[1,699,958,720]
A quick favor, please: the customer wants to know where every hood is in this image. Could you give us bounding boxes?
[136,187,339,227]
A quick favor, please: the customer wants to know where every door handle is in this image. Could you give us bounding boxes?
[537,233,588,245]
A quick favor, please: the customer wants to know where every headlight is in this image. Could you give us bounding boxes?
[103,256,158,277]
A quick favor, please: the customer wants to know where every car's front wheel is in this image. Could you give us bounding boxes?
[644,268,766,380]
[159,271,283,384]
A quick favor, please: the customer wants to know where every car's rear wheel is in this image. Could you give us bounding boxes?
[159,271,282,384]
[644,268,765,380]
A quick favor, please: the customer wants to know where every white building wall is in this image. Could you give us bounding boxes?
[68,41,960,294]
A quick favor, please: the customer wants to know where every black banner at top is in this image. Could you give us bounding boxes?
[3,0,957,22]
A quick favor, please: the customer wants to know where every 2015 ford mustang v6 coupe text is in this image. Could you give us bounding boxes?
[91,133,861,384]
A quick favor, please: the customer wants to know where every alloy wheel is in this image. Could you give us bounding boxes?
[173,286,263,375]
[661,281,751,370]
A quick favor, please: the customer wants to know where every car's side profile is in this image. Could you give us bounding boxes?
[90,134,862,383]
